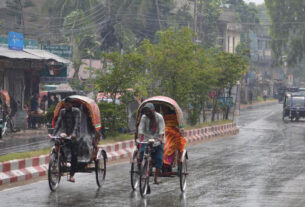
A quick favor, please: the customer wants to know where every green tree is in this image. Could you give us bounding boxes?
[95,51,146,134]
[139,27,197,108]
[63,10,99,79]
[265,0,305,65]
[196,0,222,48]
[6,0,35,33]
[213,52,248,120]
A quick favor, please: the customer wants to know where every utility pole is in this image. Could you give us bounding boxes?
[198,0,203,40]
[106,0,111,21]
[154,0,162,30]
[193,0,197,36]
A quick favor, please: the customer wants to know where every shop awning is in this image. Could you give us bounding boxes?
[0,47,70,64]
[24,49,70,64]
[0,47,41,59]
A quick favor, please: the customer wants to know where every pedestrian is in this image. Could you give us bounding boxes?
[29,93,39,129]
[263,89,267,101]
[40,95,48,112]
[249,90,253,104]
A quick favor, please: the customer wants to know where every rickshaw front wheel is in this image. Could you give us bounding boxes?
[48,153,61,191]
[139,158,150,197]
[95,156,106,187]
[130,150,140,191]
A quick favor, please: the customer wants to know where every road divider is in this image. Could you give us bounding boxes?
[0,123,238,187]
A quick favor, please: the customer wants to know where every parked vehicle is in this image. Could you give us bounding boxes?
[282,92,305,121]
[0,90,15,136]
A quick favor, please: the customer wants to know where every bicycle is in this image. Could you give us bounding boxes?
[138,139,188,197]
[48,134,107,191]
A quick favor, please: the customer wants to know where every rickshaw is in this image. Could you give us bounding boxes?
[130,96,188,197]
[0,90,12,136]
[282,92,305,121]
[48,95,107,191]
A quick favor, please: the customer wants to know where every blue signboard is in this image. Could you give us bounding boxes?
[8,32,23,51]
[218,97,233,107]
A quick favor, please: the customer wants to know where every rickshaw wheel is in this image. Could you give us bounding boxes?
[48,153,61,191]
[139,158,150,197]
[179,158,187,192]
[95,156,106,187]
[130,150,140,191]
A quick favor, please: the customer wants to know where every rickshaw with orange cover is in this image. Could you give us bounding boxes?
[48,95,107,191]
[130,96,188,197]
[0,90,13,137]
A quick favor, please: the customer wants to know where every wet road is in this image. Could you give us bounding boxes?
[0,135,50,156]
[2,103,305,207]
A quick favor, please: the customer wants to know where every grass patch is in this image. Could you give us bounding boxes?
[0,147,51,163]
[185,120,233,130]
[99,133,134,145]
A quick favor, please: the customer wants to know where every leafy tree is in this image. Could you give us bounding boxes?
[6,0,35,32]
[196,0,222,48]
[265,0,305,65]
[139,27,196,108]
[63,9,99,79]
[213,52,248,120]
[95,51,145,135]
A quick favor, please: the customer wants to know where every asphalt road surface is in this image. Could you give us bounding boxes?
[2,103,305,207]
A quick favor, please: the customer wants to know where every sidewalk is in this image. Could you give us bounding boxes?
[240,99,278,110]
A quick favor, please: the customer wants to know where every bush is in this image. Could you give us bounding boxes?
[257,96,264,102]
[44,105,56,124]
[98,102,128,137]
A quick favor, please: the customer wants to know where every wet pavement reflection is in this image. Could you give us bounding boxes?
[2,103,305,206]
[0,135,50,155]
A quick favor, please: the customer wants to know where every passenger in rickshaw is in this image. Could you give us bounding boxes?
[53,98,81,183]
[138,103,165,184]
[162,106,186,172]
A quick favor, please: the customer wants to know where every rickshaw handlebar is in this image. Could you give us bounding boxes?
[48,134,72,140]
[135,138,161,145]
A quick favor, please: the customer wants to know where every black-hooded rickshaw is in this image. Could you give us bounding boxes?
[48,95,107,191]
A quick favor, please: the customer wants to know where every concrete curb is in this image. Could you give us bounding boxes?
[0,123,239,187]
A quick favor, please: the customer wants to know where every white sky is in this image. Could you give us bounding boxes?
[244,0,265,5]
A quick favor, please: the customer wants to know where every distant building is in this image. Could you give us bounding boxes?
[68,59,104,80]
[217,8,242,54]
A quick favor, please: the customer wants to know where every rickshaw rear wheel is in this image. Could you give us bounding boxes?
[179,158,187,192]
[139,158,150,197]
[130,150,140,191]
[95,156,106,187]
[48,153,61,191]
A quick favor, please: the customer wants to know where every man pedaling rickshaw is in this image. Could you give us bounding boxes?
[52,98,81,183]
[137,103,165,184]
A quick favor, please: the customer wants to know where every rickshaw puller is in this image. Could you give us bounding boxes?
[138,103,165,184]
[53,98,81,183]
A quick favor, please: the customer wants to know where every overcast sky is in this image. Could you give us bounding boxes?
[244,0,265,5]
